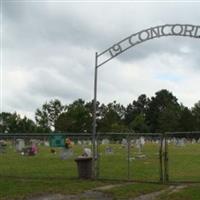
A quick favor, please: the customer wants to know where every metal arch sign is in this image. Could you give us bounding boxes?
[92,23,200,179]
[97,24,200,67]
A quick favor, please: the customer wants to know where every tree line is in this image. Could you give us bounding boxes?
[1,89,200,134]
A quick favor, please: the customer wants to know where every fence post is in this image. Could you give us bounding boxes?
[127,134,131,180]
[159,134,164,183]
[164,133,169,182]
[96,134,100,179]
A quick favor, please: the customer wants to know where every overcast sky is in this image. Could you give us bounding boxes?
[1,1,200,120]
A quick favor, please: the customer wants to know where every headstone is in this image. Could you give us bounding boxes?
[135,137,146,155]
[135,139,142,154]
[82,140,87,145]
[130,139,135,148]
[82,148,92,157]
[77,140,82,145]
[0,140,7,153]
[49,135,65,147]
[60,148,73,160]
[16,139,25,152]
[121,138,127,147]
[140,137,145,145]
[155,140,159,144]
[176,138,185,147]
[102,139,110,145]
[87,140,92,145]
[172,137,177,145]
[135,154,146,159]
[105,146,113,155]
[44,141,49,147]
[191,139,196,144]
[30,139,38,145]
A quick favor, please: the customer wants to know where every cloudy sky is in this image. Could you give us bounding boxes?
[1,1,200,120]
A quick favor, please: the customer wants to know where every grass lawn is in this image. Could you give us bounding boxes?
[0,142,200,199]
[0,177,106,200]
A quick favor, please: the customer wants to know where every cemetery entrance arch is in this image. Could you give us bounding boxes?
[92,24,200,178]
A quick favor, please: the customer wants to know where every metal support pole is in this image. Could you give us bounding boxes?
[96,134,100,179]
[164,134,169,182]
[159,134,164,183]
[127,134,130,180]
[92,52,98,179]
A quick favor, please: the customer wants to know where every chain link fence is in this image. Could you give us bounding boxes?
[0,132,200,183]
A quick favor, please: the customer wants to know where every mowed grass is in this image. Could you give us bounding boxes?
[169,144,200,182]
[1,143,200,181]
[0,142,200,199]
[0,177,106,200]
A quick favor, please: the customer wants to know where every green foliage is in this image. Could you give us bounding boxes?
[1,89,200,134]
[35,99,65,131]
[192,101,200,131]
[55,99,92,133]
[129,113,149,133]
[146,89,181,132]
[98,101,127,132]
[177,105,195,131]
[125,94,150,133]
[0,112,37,133]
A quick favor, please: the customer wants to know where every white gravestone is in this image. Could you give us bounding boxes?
[16,139,25,152]
[60,148,73,160]
[102,139,110,145]
[121,138,127,148]
[135,137,145,155]
[83,148,92,157]
[105,146,113,155]
[44,141,49,147]
[77,140,82,145]
[176,138,185,147]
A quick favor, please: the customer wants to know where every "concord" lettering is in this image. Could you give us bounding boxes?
[97,24,200,67]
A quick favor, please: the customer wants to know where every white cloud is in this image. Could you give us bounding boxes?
[2,1,200,120]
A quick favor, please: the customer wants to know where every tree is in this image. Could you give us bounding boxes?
[17,117,37,133]
[125,94,150,132]
[129,113,149,133]
[98,101,127,132]
[177,105,195,131]
[157,103,180,132]
[0,112,37,133]
[55,99,92,133]
[35,99,65,131]
[146,89,180,133]
[0,112,20,133]
[192,100,200,130]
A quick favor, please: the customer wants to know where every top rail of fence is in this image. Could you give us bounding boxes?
[0,131,199,139]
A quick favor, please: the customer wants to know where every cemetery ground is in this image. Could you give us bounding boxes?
[0,142,200,200]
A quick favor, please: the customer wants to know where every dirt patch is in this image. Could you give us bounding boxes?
[27,190,113,200]
[28,194,78,200]
[94,184,126,191]
[81,190,112,200]
[132,185,188,200]
[132,189,167,200]
[27,184,188,200]
[27,184,123,200]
